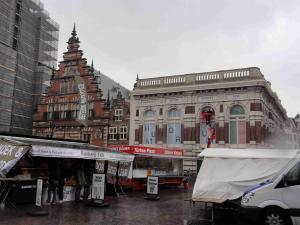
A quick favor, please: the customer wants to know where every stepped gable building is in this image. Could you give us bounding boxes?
[129,67,289,172]
[33,26,109,146]
[107,91,130,146]
[0,0,59,135]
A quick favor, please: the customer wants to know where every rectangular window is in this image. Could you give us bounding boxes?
[60,81,67,94]
[159,108,163,115]
[143,124,156,144]
[109,127,118,140]
[136,109,139,117]
[230,121,237,144]
[59,104,67,119]
[185,106,195,114]
[88,102,94,118]
[200,122,216,145]
[230,120,246,144]
[47,104,54,120]
[83,134,91,144]
[115,109,123,121]
[73,82,78,93]
[220,104,224,113]
[119,126,127,140]
[167,123,181,144]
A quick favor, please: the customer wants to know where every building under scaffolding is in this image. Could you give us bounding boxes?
[0,0,59,135]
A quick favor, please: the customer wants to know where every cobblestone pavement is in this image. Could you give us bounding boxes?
[0,187,254,225]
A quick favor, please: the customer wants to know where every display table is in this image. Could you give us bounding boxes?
[0,177,36,207]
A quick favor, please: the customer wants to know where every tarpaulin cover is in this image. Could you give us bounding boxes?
[192,148,300,203]
[0,138,31,177]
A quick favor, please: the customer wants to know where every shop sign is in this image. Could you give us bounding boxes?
[35,179,43,207]
[108,145,184,157]
[147,176,158,195]
[95,160,105,173]
[0,138,30,177]
[107,161,118,184]
[118,161,131,178]
[152,170,167,176]
[92,173,105,200]
[30,146,134,162]
[107,161,118,176]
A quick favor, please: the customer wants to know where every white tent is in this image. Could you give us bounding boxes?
[192,148,300,203]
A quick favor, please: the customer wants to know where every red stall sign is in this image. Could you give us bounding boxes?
[108,145,184,157]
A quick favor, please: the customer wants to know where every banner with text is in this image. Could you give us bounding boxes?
[0,138,30,177]
[108,145,184,157]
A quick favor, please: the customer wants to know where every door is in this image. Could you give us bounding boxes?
[282,162,300,216]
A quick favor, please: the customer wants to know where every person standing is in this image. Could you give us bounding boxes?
[75,164,86,202]
[46,160,58,204]
[57,160,64,204]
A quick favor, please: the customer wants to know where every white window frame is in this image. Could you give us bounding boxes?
[119,126,127,140]
[109,127,118,140]
[115,109,123,121]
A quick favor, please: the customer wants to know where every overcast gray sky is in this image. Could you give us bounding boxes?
[43,0,299,117]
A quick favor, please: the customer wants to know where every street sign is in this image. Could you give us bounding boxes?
[92,173,105,200]
[35,179,43,207]
[147,176,158,195]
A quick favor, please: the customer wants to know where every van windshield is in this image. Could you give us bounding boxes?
[270,159,296,183]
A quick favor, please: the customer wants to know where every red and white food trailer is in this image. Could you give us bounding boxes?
[108,145,191,190]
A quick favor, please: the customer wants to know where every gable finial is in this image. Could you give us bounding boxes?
[72,23,77,36]
[90,59,94,73]
[51,65,55,79]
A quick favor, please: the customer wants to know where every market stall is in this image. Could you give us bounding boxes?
[108,145,194,190]
[0,135,134,205]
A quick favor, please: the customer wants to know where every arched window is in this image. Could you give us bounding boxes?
[230,105,245,115]
[144,110,155,119]
[143,110,156,144]
[230,105,246,144]
[167,109,181,145]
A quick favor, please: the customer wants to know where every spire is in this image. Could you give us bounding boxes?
[136,73,139,81]
[72,23,77,36]
[90,59,94,73]
[51,65,55,79]
[106,90,111,109]
[67,23,79,44]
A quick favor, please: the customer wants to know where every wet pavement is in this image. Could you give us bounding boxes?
[0,187,254,225]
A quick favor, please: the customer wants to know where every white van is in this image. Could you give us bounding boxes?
[241,156,300,225]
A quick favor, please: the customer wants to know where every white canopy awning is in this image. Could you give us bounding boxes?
[198,148,300,159]
[193,148,300,203]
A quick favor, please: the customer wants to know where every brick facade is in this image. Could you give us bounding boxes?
[33,27,112,147]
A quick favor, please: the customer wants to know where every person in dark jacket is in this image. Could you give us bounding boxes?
[46,160,58,204]
[75,164,87,202]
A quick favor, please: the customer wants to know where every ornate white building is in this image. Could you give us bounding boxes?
[129,67,290,172]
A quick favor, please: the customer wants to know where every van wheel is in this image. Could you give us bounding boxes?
[262,208,292,225]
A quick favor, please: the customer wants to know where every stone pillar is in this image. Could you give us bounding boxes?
[224,122,229,144]
[250,120,256,144]
[163,124,167,143]
[195,122,200,143]
[246,121,250,144]
[255,121,262,143]
[138,125,143,144]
